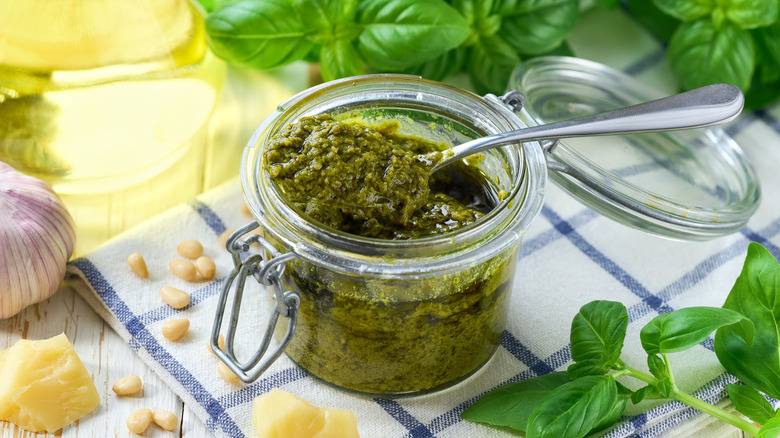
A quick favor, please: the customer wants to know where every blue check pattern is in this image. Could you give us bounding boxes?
[67,10,780,438]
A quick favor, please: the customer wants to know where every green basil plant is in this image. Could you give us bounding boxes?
[198,0,578,94]
[620,0,780,109]
[462,242,780,438]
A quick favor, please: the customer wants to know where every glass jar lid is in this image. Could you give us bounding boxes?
[509,56,761,240]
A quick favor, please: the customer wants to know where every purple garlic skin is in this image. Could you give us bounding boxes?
[0,161,75,319]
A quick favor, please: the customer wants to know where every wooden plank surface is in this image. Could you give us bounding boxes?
[0,285,212,438]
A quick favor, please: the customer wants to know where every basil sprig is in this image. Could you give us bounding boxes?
[463,242,780,438]
[409,0,579,94]
[620,0,780,109]
[203,0,470,82]
[199,0,578,94]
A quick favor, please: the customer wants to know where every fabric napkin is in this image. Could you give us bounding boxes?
[65,115,780,438]
[65,9,780,438]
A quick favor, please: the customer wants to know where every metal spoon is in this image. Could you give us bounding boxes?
[429,83,744,174]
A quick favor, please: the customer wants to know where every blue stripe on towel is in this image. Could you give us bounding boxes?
[138,278,226,326]
[217,367,309,410]
[376,399,435,438]
[501,331,555,375]
[542,206,672,316]
[189,199,228,236]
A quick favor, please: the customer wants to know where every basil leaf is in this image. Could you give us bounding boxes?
[715,243,780,400]
[292,0,358,29]
[640,307,753,354]
[567,359,610,379]
[626,0,681,43]
[631,385,657,404]
[466,35,521,95]
[645,354,673,397]
[594,0,620,10]
[744,75,780,109]
[527,375,622,438]
[616,381,633,396]
[725,0,779,30]
[195,0,219,13]
[540,41,574,57]
[754,23,780,75]
[590,394,627,434]
[657,376,673,398]
[570,301,628,375]
[206,0,314,70]
[727,384,776,425]
[355,0,470,70]
[453,0,493,24]
[304,44,322,63]
[647,354,668,379]
[494,0,579,55]
[653,0,714,22]
[746,26,780,107]
[668,19,754,91]
[319,40,363,82]
[758,413,780,438]
[460,372,569,432]
[403,48,466,82]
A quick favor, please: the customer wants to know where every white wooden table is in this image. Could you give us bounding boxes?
[0,284,211,437]
[0,64,307,438]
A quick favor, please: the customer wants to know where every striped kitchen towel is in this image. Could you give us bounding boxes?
[66,7,780,438]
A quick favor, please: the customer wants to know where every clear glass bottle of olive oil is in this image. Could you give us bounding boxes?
[0,0,227,254]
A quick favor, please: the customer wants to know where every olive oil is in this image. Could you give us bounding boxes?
[0,0,226,254]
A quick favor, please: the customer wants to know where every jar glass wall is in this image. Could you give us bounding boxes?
[241,75,547,395]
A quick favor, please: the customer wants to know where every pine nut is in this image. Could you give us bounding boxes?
[207,334,226,356]
[162,318,190,341]
[169,259,197,281]
[217,360,240,383]
[152,409,179,431]
[126,408,152,435]
[160,286,190,309]
[112,374,143,396]
[127,253,148,278]
[195,256,216,280]
[177,239,203,259]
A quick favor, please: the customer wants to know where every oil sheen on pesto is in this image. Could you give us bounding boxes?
[264,114,493,239]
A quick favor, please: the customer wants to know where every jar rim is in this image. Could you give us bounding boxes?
[241,75,547,277]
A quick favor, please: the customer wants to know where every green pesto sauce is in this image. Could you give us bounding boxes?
[266,114,516,395]
[278,246,517,395]
[265,114,495,239]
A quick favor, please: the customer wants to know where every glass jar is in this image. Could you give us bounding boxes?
[211,58,760,397]
[216,75,547,396]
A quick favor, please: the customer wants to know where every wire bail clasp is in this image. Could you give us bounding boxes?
[210,221,300,382]
[492,90,560,153]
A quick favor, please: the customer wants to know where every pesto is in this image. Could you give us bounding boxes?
[264,114,493,238]
[265,114,516,395]
[278,246,517,395]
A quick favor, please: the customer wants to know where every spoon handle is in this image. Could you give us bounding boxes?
[432,83,744,172]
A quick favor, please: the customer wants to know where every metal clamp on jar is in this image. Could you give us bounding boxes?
[210,221,300,382]
[210,57,760,396]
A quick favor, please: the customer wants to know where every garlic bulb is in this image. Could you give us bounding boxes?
[0,161,75,319]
